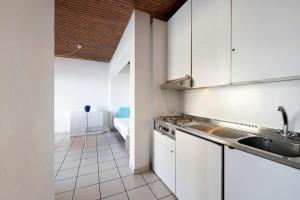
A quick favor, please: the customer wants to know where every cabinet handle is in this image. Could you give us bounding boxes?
[171,150,174,153]
[232,48,236,52]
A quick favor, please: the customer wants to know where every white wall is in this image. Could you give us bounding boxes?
[109,16,132,128]
[110,13,183,173]
[110,65,130,113]
[111,10,152,172]
[0,0,54,199]
[110,17,132,75]
[109,64,130,128]
[152,19,183,117]
[183,80,300,132]
[130,10,152,172]
[55,57,110,133]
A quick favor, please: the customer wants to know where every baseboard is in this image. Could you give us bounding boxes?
[54,131,69,135]
[129,162,150,174]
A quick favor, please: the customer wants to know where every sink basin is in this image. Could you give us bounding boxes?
[239,137,300,157]
[186,124,217,133]
[212,129,249,139]
[186,124,249,139]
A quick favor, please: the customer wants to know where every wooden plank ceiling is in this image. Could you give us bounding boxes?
[55,0,186,62]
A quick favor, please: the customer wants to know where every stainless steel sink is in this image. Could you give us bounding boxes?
[186,124,249,139]
[212,129,249,139]
[239,137,300,157]
[186,124,217,133]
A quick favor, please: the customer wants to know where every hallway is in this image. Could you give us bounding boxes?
[54,132,175,200]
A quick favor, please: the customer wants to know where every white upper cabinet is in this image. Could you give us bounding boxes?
[231,0,300,83]
[167,0,191,81]
[192,0,231,87]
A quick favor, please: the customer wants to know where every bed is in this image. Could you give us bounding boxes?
[113,107,130,149]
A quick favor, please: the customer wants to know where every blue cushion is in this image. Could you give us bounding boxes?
[116,107,130,118]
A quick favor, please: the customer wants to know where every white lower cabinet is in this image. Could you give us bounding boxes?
[152,130,175,193]
[176,130,222,200]
[225,146,300,200]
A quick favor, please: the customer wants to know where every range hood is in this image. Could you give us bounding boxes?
[161,75,192,90]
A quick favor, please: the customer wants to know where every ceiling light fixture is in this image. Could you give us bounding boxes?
[56,43,82,57]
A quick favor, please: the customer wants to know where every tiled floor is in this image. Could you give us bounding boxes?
[54,132,176,200]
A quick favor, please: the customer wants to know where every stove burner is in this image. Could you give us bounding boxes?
[157,115,194,126]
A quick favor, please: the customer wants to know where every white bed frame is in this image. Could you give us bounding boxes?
[114,118,130,150]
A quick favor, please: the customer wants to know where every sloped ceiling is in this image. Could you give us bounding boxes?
[55,0,186,62]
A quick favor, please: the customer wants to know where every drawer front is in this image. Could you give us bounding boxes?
[153,130,175,151]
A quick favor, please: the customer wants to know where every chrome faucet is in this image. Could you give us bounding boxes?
[277,106,289,137]
[276,106,300,139]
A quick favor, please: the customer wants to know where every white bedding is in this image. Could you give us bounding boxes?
[114,118,130,141]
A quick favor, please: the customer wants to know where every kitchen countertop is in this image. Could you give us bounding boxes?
[154,117,300,170]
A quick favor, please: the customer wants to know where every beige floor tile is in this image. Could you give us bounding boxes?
[99,168,120,183]
[60,160,80,170]
[76,173,99,188]
[64,154,82,162]
[127,185,156,200]
[100,179,125,198]
[78,164,98,176]
[55,156,65,164]
[122,175,146,190]
[55,151,68,157]
[83,147,97,153]
[67,149,82,155]
[55,191,73,200]
[149,180,172,199]
[111,147,125,154]
[55,178,76,194]
[118,166,133,177]
[101,192,128,200]
[113,151,128,159]
[99,160,117,171]
[97,145,111,151]
[115,157,129,167]
[69,145,83,149]
[82,151,97,159]
[98,149,112,156]
[80,157,98,166]
[55,163,62,171]
[161,195,177,200]
[56,168,78,181]
[98,154,114,163]
[97,140,109,146]
[142,171,159,184]
[56,147,69,152]
[73,184,100,200]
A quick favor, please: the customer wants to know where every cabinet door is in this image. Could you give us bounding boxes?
[167,0,191,80]
[176,130,222,200]
[153,130,175,193]
[192,0,231,87]
[225,146,300,200]
[231,0,300,83]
